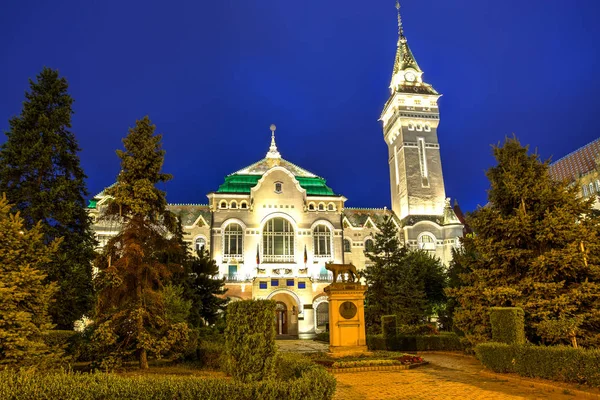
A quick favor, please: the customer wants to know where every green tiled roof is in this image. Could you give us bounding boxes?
[217,174,336,196]
[87,199,97,209]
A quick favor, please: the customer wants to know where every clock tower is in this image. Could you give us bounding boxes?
[380,1,446,220]
[380,2,463,265]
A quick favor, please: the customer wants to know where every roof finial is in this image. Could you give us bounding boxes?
[396,1,406,41]
[266,124,281,159]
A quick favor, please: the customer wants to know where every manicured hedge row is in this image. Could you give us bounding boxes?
[0,362,336,400]
[489,307,525,345]
[368,333,463,352]
[475,342,600,387]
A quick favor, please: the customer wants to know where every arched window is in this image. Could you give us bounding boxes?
[327,203,335,211]
[315,302,329,331]
[219,201,227,209]
[343,239,351,253]
[418,233,436,251]
[313,225,332,257]
[318,203,325,211]
[364,239,374,252]
[240,201,248,209]
[195,237,206,252]
[230,201,238,209]
[274,182,283,194]
[263,218,295,262]
[308,203,316,211]
[224,224,243,257]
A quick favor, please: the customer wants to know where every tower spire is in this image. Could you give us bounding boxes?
[396,1,405,41]
[266,124,281,159]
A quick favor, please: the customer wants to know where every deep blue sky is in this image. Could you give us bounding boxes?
[1,0,599,212]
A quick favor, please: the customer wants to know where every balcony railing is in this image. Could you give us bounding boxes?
[224,274,249,283]
[262,254,295,263]
[315,274,333,283]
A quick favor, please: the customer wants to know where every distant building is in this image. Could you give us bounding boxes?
[88,4,463,338]
[549,138,600,208]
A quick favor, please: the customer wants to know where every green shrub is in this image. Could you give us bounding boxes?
[0,367,336,400]
[314,332,329,343]
[489,307,525,345]
[475,343,600,387]
[275,353,320,380]
[381,315,397,339]
[397,324,439,336]
[224,300,277,382]
[43,330,78,348]
[197,341,224,370]
[367,333,463,352]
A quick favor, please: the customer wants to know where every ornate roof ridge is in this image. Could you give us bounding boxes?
[168,203,209,207]
[230,156,319,178]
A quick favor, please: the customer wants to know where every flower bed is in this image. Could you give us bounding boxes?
[313,354,425,370]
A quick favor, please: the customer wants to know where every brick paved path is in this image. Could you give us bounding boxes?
[333,354,577,400]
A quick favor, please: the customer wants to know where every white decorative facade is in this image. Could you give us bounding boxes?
[88,4,463,338]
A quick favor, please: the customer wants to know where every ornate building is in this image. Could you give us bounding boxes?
[88,3,463,338]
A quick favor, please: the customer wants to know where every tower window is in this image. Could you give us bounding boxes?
[327,203,335,211]
[230,201,237,209]
[596,180,600,192]
[343,239,351,253]
[417,137,429,187]
[583,185,589,196]
[240,201,248,209]
[418,233,436,251]
[219,201,227,209]
[414,99,422,105]
[318,203,325,211]
[589,183,595,194]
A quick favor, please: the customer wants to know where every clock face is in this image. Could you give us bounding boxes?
[405,72,416,82]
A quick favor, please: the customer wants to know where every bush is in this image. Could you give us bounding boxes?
[489,307,525,345]
[475,343,600,387]
[196,341,224,370]
[0,367,337,400]
[381,315,397,339]
[43,330,78,349]
[224,300,277,382]
[314,332,329,343]
[367,333,463,352]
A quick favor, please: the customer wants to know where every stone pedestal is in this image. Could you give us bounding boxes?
[324,283,369,356]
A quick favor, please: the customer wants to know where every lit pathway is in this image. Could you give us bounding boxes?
[333,353,579,400]
[276,339,329,353]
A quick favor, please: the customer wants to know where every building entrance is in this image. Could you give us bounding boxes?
[275,301,288,335]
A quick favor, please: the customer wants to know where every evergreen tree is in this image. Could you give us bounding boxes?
[448,137,600,347]
[94,116,189,369]
[0,67,95,329]
[184,249,228,327]
[362,216,446,331]
[0,194,62,366]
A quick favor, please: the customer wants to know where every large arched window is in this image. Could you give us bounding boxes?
[263,218,295,262]
[364,239,375,252]
[224,224,243,258]
[418,233,436,251]
[315,302,329,331]
[313,225,332,257]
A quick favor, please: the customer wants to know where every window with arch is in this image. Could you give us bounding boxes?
[327,203,335,211]
[313,225,332,257]
[318,203,325,211]
[195,237,206,252]
[240,201,248,209]
[315,302,329,331]
[418,233,436,251]
[219,201,227,209]
[230,201,237,209]
[364,239,375,252]
[274,182,283,194]
[263,218,295,262]
[343,239,351,253]
[308,203,316,211]
[223,223,243,257]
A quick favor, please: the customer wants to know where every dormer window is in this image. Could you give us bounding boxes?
[274,182,283,194]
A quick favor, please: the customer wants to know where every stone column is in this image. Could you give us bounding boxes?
[324,283,368,356]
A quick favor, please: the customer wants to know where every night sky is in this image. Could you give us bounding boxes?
[1,0,599,213]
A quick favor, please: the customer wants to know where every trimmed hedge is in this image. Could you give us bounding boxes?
[0,363,336,400]
[475,342,600,387]
[489,307,525,345]
[367,333,463,352]
[224,300,277,382]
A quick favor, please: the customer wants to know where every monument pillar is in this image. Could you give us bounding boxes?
[324,282,368,355]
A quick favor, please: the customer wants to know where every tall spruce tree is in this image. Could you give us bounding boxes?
[448,137,600,347]
[0,194,62,366]
[362,216,446,331]
[94,116,189,369]
[0,67,95,329]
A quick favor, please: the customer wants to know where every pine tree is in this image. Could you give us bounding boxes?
[0,67,95,329]
[94,116,189,369]
[362,216,446,331]
[0,194,62,366]
[184,249,228,327]
[448,137,600,347]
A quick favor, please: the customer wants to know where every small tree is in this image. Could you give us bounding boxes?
[94,116,189,369]
[0,67,95,329]
[0,194,62,366]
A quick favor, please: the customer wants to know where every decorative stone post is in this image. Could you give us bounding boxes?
[324,282,369,356]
